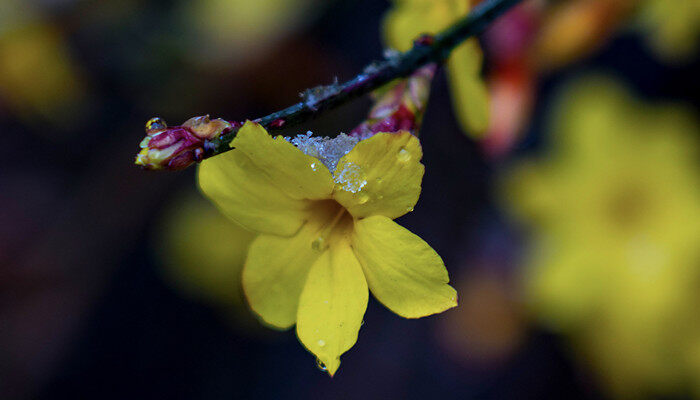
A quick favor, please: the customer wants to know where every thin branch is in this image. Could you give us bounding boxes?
[206,0,522,157]
[135,0,522,170]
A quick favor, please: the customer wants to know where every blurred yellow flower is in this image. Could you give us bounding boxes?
[501,76,700,398]
[533,0,635,71]
[0,22,87,128]
[638,0,700,61]
[383,0,490,137]
[199,122,457,376]
[181,0,324,65]
[534,0,700,68]
[157,191,255,316]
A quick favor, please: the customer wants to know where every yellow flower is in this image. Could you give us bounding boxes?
[501,76,700,398]
[198,122,457,375]
[180,0,323,65]
[0,22,87,129]
[533,0,700,68]
[638,0,700,61]
[383,0,490,137]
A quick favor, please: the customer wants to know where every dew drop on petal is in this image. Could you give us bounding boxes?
[397,147,411,162]
[316,359,327,371]
[310,162,318,171]
[317,339,326,347]
[358,193,370,204]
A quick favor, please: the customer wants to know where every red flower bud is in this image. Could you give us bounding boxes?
[350,64,436,138]
[135,115,232,171]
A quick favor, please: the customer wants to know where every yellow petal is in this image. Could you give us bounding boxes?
[296,239,368,377]
[352,215,457,318]
[383,0,466,51]
[198,121,335,236]
[242,202,340,329]
[232,121,334,200]
[198,150,309,236]
[447,41,490,136]
[332,131,424,220]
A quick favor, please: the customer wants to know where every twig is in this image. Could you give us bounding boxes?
[135,0,523,170]
[204,0,522,157]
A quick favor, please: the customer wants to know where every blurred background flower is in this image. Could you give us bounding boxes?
[383,0,490,138]
[501,76,700,399]
[178,0,327,66]
[481,0,700,157]
[637,0,700,61]
[0,0,89,132]
[155,190,256,327]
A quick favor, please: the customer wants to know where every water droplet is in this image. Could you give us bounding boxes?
[397,147,411,162]
[311,237,325,251]
[406,206,414,212]
[317,339,326,347]
[316,359,327,371]
[310,162,318,171]
[145,117,167,132]
[360,320,365,326]
[357,193,370,204]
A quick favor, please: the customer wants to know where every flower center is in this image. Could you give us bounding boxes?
[310,200,352,252]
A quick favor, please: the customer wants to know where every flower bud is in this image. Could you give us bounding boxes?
[135,115,233,170]
[351,64,436,138]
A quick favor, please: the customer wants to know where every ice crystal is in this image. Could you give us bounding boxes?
[299,78,341,110]
[333,162,367,193]
[287,131,360,172]
[383,48,401,67]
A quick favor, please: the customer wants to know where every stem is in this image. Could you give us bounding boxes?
[204,0,523,158]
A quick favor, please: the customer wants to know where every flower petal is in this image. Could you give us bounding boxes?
[198,150,309,236]
[296,239,368,377]
[383,0,466,52]
[352,215,457,318]
[332,131,424,220]
[447,41,490,136]
[232,121,334,200]
[198,121,336,236]
[242,204,340,329]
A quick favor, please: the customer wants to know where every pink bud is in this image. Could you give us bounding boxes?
[135,116,232,170]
